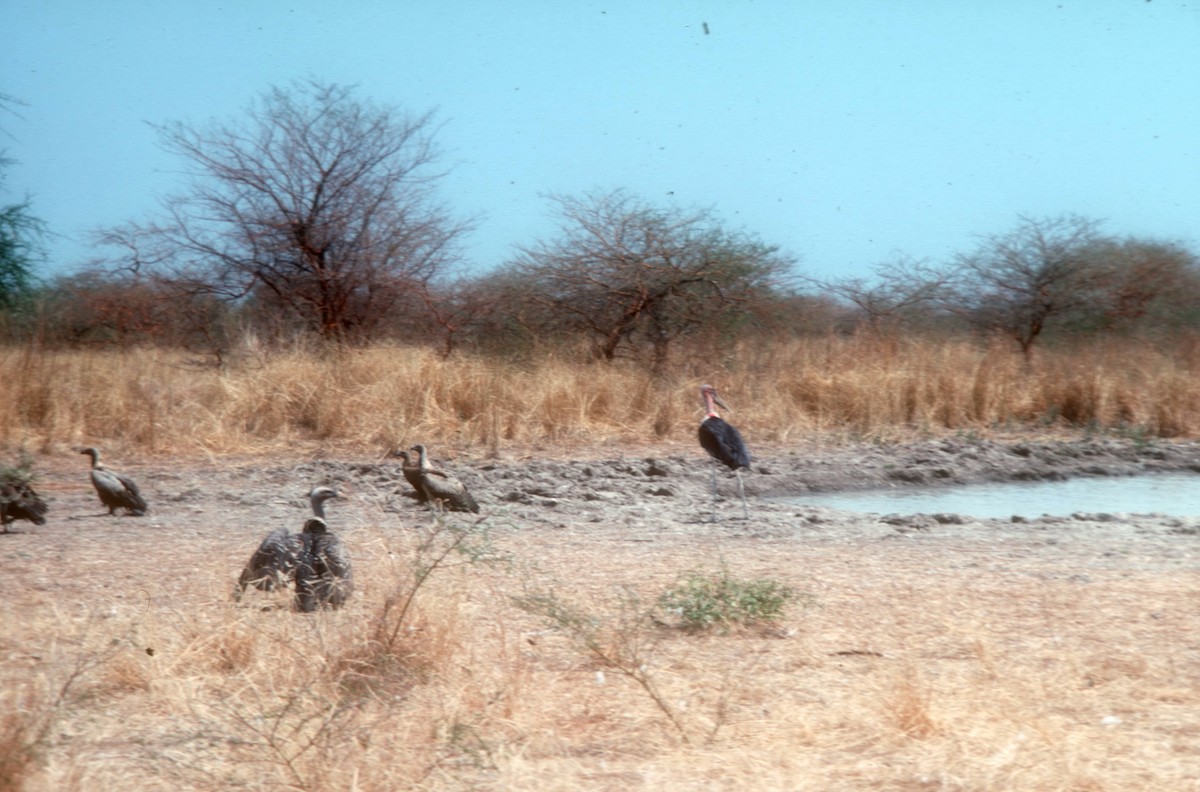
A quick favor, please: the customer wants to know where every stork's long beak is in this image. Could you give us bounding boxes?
[713,393,731,411]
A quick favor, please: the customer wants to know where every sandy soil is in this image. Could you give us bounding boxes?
[6,434,1200,634]
[3,436,1199,789]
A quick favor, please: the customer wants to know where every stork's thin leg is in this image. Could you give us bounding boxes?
[710,459,719,522]
[735,469,748,520]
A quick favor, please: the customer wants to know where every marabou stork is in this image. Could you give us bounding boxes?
[697,384,751,520]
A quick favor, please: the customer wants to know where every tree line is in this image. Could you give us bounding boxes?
[2,80,1197,368]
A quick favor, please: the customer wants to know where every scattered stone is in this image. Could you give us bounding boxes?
[887,469,927,484]
[881,514,934,531]
[644,461,670,477]
[1073,512,1123,522]
[169,488,203,502]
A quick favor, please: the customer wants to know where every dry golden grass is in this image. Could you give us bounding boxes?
[1,334,1198,459]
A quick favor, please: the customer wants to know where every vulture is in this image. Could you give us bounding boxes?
[390,449,429,503]
[80,447,147,516]
[294,512,354,612]
[697,384,751,520]
[233,526,300,600]
[1,478,48,531]
[410,444,480,513]
[234,485,341,602]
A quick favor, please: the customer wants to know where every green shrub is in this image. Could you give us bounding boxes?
[657,567,797,632]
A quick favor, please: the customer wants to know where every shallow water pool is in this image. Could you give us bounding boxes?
[782,472,1200,519]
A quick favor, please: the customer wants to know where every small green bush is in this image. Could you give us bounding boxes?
[657,567,797,632]
[0,452,37,488]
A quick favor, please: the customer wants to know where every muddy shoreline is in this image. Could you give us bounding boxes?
[13,435,1200,526]
[7,437,1200,567]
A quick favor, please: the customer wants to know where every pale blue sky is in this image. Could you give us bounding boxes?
[3,1,1198,281]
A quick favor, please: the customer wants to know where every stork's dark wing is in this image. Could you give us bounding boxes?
[699,417,751,470]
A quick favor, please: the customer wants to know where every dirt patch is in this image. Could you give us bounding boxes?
[5,435,1200,602]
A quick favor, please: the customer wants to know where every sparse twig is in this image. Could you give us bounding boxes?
[513,585,693,745]
[376,513,506,653]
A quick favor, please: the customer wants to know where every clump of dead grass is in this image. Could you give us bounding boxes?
[1,335,1198,457]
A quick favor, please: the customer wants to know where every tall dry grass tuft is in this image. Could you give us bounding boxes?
[2,334,1198,457]
[0,610,138,792]
[883,667,940,740]
[0,685,47,792]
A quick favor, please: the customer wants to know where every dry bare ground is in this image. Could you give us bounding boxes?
[2,436,1199,790]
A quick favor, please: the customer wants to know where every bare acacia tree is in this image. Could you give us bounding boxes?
[508,190,796,371]
[98,79,468,343]
[951,215,1106,359]
[415,276,501,359]
[812,256,955,335]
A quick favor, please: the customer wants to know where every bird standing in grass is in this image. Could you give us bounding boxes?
[287,486,353,612]
[411,444,480,513]
[697,384,751,520]
[294,509,354,612]
[80,447,147,516]
[390,449,429,503]
[234,485,342,602]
